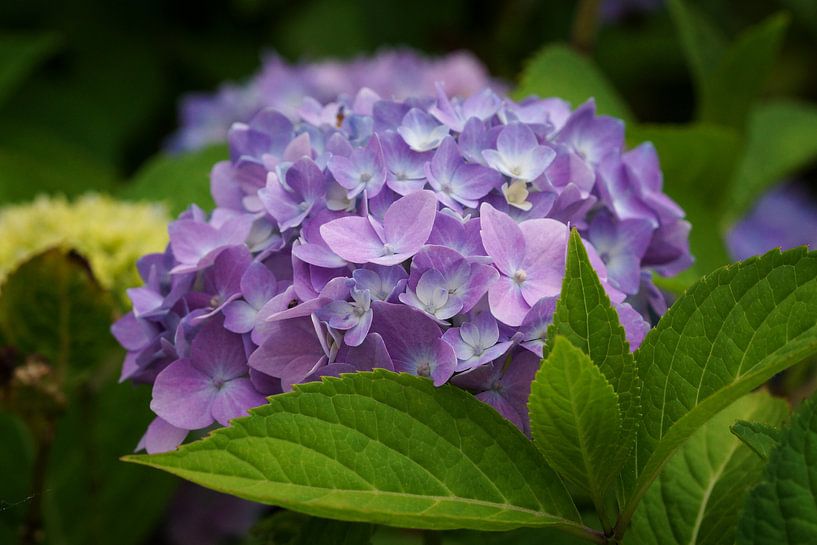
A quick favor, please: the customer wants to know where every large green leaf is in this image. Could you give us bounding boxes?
[120,144,226,215]
[0,32,58,107]
[244,510,374,545]
[626,391,788,545]
[667,0,788,128]
[544,229,639,501]
[737,394,817,544]
[514,44,633,123]
[627,123,741,275]
[0,412,35,545]
[727,100,817,219]
[0,249,118,388]
[126,371,586,534]
[529,337,622,506]
[730,421,781,462]
[619,247,817,531]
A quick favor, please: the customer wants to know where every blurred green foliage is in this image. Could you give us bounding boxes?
[1,0,817,544]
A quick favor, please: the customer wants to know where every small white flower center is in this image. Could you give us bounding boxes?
[514,269,527,283]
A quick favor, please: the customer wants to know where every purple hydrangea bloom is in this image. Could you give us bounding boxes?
[117,86,691,452]
[168,49,504,152]
[727,183,817,261]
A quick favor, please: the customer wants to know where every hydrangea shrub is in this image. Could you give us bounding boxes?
[115,86,691,452]
[118,86,817,544]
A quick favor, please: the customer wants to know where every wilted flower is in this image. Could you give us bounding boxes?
[168,49,503,152]
[116,87,691,452]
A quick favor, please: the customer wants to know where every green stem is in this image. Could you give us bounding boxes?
[571,0,603,53]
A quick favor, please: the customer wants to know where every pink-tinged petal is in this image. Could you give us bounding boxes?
[151,358,217,430]
[479,203,525,275]
[138,417,188,454]
[326,154,360,190]
[321,216,385,263]
[488,276,529,327]
[383,190,437,254]
[211,378,268,426]
[517,218,568,305]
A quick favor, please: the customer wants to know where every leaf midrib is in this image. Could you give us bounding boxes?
[687,438,742,545]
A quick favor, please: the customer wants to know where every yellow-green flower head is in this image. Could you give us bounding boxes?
[0,194,169,302]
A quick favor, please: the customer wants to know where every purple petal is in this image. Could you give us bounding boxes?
[383,189,437,255]
[320,216,386,264]
[335,332,395,371]
[190,319,249,380]
[488,276,530,327]
[151,358,217,430]
[211,378,267,426]
[138,417,189,454]
[248,317,326,386]
[369,301,455,385]
[479,203,525,275]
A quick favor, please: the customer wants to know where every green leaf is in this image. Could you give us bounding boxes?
[0,412,35,545]
[730,421,782,462]
[514,44,633,123]
[620,247,817,529]
[0,32,58,107]
[666,0,727,86]
[667,0,789,128]
[43,381,177,545]
[0,249,118,387]
[727,100,817,218]
[737,394,817,544]
[627,123,741,275]
[126,370,584,533]
[626,391,788,545]
[698,13,789,128]
[120,144,226,215]
[0,125,118,203]
[244,510,374,545]
[529,337,622,506]
[544,229,640,500]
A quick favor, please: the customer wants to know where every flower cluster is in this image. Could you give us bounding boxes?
[727,183,817,261]
[168,49,501,152]
[115,86,691,453]
[0,194,168,303]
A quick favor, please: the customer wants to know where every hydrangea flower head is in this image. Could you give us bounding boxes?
[116,87,692,453]
[168,49,503,152]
